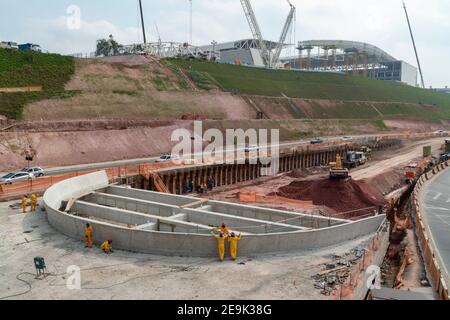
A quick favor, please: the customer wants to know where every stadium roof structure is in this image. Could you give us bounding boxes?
[297,40,397,63]
[199,39,282,52]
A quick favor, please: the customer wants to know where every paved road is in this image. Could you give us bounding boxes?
[1,133,384,177]
[422,169,450,286]
[0,132,444,178]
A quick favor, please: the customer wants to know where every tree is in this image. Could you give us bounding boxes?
[95,34,122,57]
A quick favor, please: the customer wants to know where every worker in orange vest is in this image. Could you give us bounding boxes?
[85,223,93,248]
[21,195,28,213]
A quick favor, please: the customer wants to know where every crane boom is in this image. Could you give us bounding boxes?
[240,0,271,67]
[272,1,296,68]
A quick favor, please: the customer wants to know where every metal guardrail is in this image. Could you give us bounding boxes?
[413,160,450,300]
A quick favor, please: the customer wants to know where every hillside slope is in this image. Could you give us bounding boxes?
[0,48,74,119]
[170,59,450,121]
[23,56,254,121]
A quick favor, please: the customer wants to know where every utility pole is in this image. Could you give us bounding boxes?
[189,0,193,44]
[402,1,425,88]
[139,0,147,44]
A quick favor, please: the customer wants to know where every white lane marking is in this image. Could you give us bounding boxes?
[424,206,450,211]
[433,192,443,201]
[434,215,450,228]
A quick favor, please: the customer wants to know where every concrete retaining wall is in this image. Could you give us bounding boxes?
[44,171,386,257]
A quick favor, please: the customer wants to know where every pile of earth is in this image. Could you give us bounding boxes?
[275,179,386,218]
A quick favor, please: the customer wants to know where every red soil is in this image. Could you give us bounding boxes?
[275,179,386,218]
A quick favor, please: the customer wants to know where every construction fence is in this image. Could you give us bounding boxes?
[413,160,450,300]
[0,162,176,201]
[331,218,390,300]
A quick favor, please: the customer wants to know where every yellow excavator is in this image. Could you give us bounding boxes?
[329,154,350,179]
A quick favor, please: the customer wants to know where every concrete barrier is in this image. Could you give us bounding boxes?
[44,171,387,257]
[412,163,450,300]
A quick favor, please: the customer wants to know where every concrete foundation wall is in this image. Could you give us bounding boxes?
[107,186,198,207]
[183,208,303,234]
[85,192,179,217]
[209,201,346,228]
[45,171,386,257]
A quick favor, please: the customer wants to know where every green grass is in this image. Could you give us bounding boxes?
[112,89,138,96]
[289,130,312,138]
[0,48,74,119]
[187,70,214,90]
[169,58,450,121]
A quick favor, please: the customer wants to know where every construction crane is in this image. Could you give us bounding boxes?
[402,1,425,89]
[138,0,147,44]
[240,0,271,68]
[272,0,296,68]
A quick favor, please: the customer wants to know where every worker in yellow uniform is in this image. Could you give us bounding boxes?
[30,194,37,212]
[85,223,93,248]
[228,232,242,261]
[211,231,228,262]
[21,195,28,213]
[214,223,230,237]
[101,240,114,254]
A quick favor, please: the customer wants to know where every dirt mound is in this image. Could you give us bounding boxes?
[276,179,386,217]
[100,55,150,67]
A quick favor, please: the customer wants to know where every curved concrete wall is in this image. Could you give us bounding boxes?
[44,171,386,257]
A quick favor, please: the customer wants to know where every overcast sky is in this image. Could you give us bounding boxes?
[0,0,448,87]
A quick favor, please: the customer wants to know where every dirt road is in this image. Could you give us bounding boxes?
[351,138,444,181]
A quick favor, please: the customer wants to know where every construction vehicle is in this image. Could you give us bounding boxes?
[329,154,350,179]
[342,151,367,169]
[359,146,372,159]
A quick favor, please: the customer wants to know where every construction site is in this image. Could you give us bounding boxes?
[1,0,450,303]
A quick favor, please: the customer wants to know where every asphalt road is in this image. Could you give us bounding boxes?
[1,133,385,178]
[422,169,450,286]
[0,131,444,179]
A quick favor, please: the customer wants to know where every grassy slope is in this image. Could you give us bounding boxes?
[169,59,450,121]
[0,48,74,119]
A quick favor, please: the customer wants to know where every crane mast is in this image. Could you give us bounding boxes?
[240,0,271,67]
[272,1,296,68]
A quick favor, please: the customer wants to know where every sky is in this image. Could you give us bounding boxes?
[0,0,449,87]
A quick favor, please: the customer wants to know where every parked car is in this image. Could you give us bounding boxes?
[440,153,450,162]
[244,144,259,153]
[156,154,180,163]
[0,171,34,185]
[21,167,45,177]
[310,138,323,145]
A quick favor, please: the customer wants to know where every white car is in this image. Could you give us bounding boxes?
[21,167,45,177]
[434,130,446,134]
[0,171,34,185]
[244,145,259,153]
[342,136,353,141]
[156,154,180,163]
